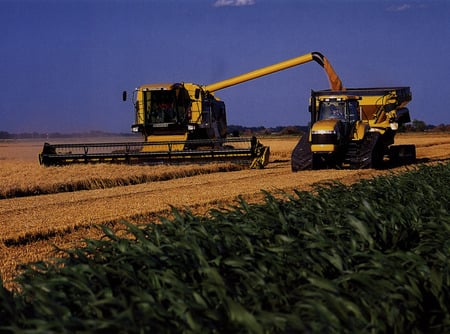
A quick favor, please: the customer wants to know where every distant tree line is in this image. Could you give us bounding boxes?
[229,121,450,136]
[1,121,449,139]
[227,125,309,136]
[0,130,140,140]
[399,120,450,132]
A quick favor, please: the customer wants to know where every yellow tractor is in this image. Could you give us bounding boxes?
[291,87,415,170]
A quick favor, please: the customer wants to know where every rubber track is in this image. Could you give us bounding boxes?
[291,134,313,171]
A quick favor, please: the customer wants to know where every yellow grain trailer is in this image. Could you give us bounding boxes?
[291,87,415,170]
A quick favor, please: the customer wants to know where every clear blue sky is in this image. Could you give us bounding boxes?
[1,0,449,133]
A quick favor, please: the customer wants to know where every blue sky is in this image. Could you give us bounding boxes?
[1,0,449,133]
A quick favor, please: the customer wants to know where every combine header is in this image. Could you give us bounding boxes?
[39,52,340,168]
[39,137,266,167]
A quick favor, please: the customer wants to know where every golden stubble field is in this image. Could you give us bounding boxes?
[1,133,450,288]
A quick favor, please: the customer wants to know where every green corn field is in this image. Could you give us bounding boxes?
[1,163,449,333]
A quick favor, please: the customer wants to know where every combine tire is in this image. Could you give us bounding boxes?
[358,132,383,169]
[291,134,312,171]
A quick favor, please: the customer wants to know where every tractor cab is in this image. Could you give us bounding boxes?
[309,96,364,168]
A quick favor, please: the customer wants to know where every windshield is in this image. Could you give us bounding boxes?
[143,90,190,124]
[318,100,359,122]
[143,90,178,124]
[319,101,346,120]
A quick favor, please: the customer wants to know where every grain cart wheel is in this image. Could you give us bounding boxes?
[389,144,416,166]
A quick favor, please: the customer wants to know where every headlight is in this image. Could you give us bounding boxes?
[311,130,338,144]
[311,130,336,135]
[390,122,399,130]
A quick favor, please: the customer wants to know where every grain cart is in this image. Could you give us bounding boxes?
[291,87,416,171]
[40,52,341,167]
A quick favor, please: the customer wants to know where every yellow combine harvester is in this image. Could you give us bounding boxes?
[39,52,340,167]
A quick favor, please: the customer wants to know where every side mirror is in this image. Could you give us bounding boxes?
[122,91,127,101]
[195,88,200,100]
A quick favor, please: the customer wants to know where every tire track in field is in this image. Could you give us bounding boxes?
[0,162,386,244]
[0,162,381,287]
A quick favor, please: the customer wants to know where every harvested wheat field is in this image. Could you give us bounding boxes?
[1,132,450,287]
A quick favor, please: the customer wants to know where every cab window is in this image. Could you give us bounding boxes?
[319,101,345,120]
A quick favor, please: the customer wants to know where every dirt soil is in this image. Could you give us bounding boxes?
[1,133,449,288]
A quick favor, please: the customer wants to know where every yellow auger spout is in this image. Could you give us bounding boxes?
[203,51,344,93]
[320,55,344,91]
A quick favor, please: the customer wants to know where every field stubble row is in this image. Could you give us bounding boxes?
[1,133,449,198]
[1,133,450,287]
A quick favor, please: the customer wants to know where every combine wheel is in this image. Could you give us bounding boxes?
[358,132,383,169]
[291,134,312,171]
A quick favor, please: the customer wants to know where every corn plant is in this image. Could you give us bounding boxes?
[0,163,449,333]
